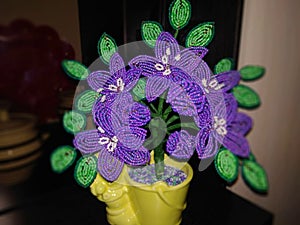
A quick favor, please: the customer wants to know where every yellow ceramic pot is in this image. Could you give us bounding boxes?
[90,161,193,225]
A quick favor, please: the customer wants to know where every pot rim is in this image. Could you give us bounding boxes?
[123,162,194,191]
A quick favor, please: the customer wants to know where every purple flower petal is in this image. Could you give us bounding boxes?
[109,52,126,78]
[109,94,150,127]
[194,98,212,128]
[167,87,195,116]
[73,129,103,154]
[168,67,192,84]
[123,68,141,91]
[110,92,134,124]
[213,70,240,92]
[206,91,225,110]
[180,78,205,109]
[93,104,122,136]
[87,70,111,92]
[146,76,170,102]
[128,55,161,77]
[115,146,150,166]
[175,47,207,74]
[166,130,195,160]
[196,127,220,159]
[116,126,147,149]
[229,112,253,136]
[167,81,202,116]
[92,93,116,114]
[224,93,238,122]
[190,60,212,84]
[166,83,182,103]
[214,93,238,123]
[97,149,124,182]
[187,46,209,59]
[129,102,151,127]
[212,129,225,149]
[155,32,180,65]
[222,131,250,158]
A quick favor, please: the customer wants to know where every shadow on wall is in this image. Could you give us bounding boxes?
[0,19,77,123]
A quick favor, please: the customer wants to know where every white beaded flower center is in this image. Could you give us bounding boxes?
[155,48,175,76]
[98,135,118,152]
[97,126,105,133]
[96,88,107,102]
[108,78,125,92]
[97,78,124,103]
[202,78,225,93]
[213,116,227,136]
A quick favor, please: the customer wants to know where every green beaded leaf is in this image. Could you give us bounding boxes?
[169,0,191,30]
[75,90,99,113]
[242,160,269,193]
[185,22,215,47]
[232,84,261,109]
[97,33,117,64]
[61,60,89,80]
[74,155,97,188]
[214,148,239,183]
[50,145,77,173]
[141,21,163,48]
[240,65,265,81]
[63,110,86,134]
[131,77,147,101]
[214,57,235,74]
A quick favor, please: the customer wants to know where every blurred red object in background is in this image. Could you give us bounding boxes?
[0,19,77,124]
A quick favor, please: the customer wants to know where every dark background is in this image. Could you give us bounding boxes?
[78,0,243,70]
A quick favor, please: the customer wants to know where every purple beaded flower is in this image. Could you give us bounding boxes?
[166,130,196,160]
[195,93,251,158]
[73,92,151,182]
[164,67,234,161]
[87,52,141,104]
[129,31,207,117]
[190,59,241,107]
[229,111,253,136]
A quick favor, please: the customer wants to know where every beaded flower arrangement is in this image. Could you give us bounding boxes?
[51,0,268,194]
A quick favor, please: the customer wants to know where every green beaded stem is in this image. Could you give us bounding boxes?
[232,84,261,109]
[214,57,235,74]
[214,148,239,183]
[169,0,191,31]
[242,160,269,193]
[61,60,89,80]
[185,22,215,47]
[50,145,77,173]
[75,90,99,113]
[141,21,163,48]
[63,110,86,134]
[154,142,165,180]
[239,65,265,81]
[97,33,117,64]
[74,155,98,188]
